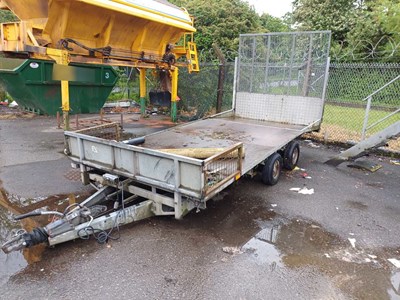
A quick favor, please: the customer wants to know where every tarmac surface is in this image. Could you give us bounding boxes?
[0,112,400,300]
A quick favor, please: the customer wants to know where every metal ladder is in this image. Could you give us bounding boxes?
[187,41,199,73]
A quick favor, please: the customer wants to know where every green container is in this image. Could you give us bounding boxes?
[0,58,118,115]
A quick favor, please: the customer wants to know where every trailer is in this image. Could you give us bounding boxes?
[2,31,331,253]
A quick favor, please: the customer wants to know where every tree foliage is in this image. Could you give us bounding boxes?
[170,0,264,58]
[0,10,18,22]
[293,0,400,61]
[259,13,290,33]
[292,0,356,41]
[338,0,399,61]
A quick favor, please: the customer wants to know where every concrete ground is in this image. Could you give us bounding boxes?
[0,112,399,300]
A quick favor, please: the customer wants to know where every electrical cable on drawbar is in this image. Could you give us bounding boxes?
[77,209,122,244]
[77,180,127,244]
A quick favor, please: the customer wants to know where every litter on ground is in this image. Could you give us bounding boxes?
[348,238,356,248]
[388,258,400,268]
[347,159,382,172]
[222,247,243,255]
[390,159,400,166]
[290,187,315,194]
[308,142,320,148]
[298,187,314,195]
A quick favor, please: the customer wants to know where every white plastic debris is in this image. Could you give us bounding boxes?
[324,253,331,258]
[271,204,277,207]
[290,187,314,195]
[308,142,320,148]
[368,254,377,259]
[349,232,355,236]
[348,238,356,248]
[298,187,314,195]
[388,258,400,268]
[9,100,18,108]
[222,247,243,255]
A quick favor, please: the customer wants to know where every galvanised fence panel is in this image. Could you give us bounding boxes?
[309,63,400,152]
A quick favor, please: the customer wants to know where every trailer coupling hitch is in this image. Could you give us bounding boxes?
[1,210,64,254]
[1,228,48,254]
[1,205,108,254]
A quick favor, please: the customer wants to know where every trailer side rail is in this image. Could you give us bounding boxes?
[65,123,243,201]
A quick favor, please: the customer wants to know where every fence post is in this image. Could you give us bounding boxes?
[361,96,372,140]
[213,43,226,113]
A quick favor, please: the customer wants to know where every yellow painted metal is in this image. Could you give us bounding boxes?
[0,0,199,72]
[0,20,48,53]
[139,68,146,98]
[61,80,70,111]
[139,68,146,115]
[46,48,71,130]
[0,0,200,124]
[187,42,199,73]
[0,0,47,20]
[1,0,194,57]
[84,0,194,31]
[170,67,179,102]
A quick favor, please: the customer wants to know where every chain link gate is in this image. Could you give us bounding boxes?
[236,31,331,128]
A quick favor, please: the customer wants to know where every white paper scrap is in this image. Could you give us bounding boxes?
[348,238,356,248]
[298,187,315,195]
[388,258,400,268]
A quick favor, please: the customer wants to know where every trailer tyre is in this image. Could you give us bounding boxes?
[283,141,300,170]
[262,153,282,185]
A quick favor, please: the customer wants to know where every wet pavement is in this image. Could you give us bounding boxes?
[0,114,400,299]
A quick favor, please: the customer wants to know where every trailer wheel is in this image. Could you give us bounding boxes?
[283,141,300,170]
[262,153,282,185]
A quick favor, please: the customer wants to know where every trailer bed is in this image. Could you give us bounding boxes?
[143,116,308,175]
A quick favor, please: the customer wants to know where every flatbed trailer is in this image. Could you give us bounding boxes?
[2,31,331,253]
[65,113,314,211]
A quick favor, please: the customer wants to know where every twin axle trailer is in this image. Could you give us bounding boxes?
[2,32,331,253]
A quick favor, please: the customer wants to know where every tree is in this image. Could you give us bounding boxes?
[292,0,357,42]
[259,13,290,33]
[293,0,400,61]
[170,0,263,60]
[340,0,400,61]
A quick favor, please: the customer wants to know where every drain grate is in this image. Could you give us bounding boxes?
[64,169,81,181]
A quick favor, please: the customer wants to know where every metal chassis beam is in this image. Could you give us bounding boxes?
[48,200,154,246]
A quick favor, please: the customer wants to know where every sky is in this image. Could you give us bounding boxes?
[246,0,293,18]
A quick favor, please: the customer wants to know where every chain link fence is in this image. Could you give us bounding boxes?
[175,61,399,153]
[306,63,400,152]
[174,62,236,120]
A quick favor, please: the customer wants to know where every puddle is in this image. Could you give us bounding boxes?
[389,271,400,299]
[185,185,400,299]
[242,224,282,268]
[0,187,89,285]
[237,217,400,300]
[347,200,368,210]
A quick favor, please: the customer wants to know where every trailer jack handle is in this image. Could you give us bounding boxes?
[13,210,64,220]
